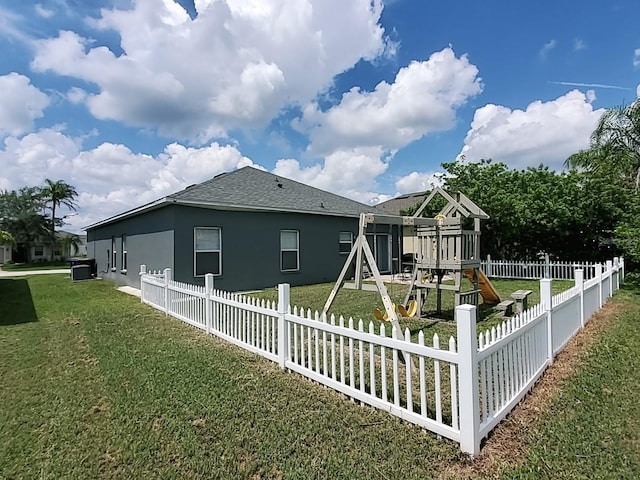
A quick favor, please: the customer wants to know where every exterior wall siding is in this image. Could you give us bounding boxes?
[87,206,176,288]
[173,206,360,291]
[87,204,401,291]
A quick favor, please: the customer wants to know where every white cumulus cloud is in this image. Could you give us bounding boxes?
[0,128,259,230]
[31,0,388,141]
[394,171,442,194]
[634,48,640,68]
[299,47,482,156]
[458,90,605,170]
[273,147,389,204]
[0,73,50,137]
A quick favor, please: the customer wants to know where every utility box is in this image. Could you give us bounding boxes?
[71,264,92,281]
[69,258,97,278]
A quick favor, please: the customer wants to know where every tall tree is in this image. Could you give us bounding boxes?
[402,160,626,261]
[41,179,78,261]
[0,188,49,262]
[57,233,81,258]
[566,100,640,190]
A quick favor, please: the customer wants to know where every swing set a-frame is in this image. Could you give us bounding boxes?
[321,187,499,337]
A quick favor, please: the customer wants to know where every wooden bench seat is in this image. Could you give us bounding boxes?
[511,289,533,313]
[496,299,515,317]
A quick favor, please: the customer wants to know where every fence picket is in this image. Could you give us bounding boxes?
[449,336,458,430]
[330,314,336,380]
[369,322,376,397]
[434,333,442,424]
[405,328,413,413]
[349,318,355,390]
[339,316,345,384]
[418,331,427,416]
[380,324,388,403]
[393,326,400,407]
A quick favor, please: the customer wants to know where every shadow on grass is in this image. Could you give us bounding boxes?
[0,278,38,325]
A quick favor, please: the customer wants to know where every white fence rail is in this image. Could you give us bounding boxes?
[481,254,613,280]
[139,257,623,456]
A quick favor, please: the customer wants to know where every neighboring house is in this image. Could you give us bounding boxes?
[1,243,11,264]
[86,167,401,291]
[376,191,428,257]
[29,231,87,262]
[2,231,86,264]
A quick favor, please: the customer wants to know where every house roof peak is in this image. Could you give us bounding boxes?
[168,166,377,217]
[87,166,378,230]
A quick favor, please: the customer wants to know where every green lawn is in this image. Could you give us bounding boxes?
[1,261,69,271]
[1,275,637,479]
[501,285,640,479]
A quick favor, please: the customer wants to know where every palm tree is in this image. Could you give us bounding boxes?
[41,180,78,261]
[566,100,640,190]
[0,230,14,244]
[57,233,81,259]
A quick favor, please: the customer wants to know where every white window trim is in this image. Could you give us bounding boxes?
[111,237,117,272]
[193,227,222,277]
[120,235,127,274]
[339,231,353,255]
[280,230,300,272]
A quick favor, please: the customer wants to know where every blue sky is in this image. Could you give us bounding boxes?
[1,0,639,232]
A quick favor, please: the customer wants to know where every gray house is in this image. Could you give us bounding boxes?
[86,167,400,291]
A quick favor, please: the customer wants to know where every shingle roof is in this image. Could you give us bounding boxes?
[168,166,378,217]
[87,166,379,229]
[375,191,428,215]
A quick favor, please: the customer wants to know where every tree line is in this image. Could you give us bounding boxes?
[0,180,79,262]
[404,100,640,266]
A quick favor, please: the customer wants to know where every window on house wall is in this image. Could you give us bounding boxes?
[281,230,299,271]
[194,227,221,276]
[121,235,127,272]
[111,236,116,270]
[339,232,353,254]
[107,249,110,270]
[34,245,44,257]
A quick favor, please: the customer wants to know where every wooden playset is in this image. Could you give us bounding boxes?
[322,188,500,335]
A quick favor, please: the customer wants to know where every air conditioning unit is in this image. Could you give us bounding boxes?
[71,265,92,281]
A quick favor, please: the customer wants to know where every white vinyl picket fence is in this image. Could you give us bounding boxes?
[481,254,611,280]
[139,258,623,455]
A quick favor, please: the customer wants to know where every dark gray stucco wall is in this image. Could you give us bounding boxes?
[86,206,176,288]
[87,204,401,292]
[172,206,360,291]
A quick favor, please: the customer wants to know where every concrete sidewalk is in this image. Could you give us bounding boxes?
[117,285,141,298]
[0,268,70,277]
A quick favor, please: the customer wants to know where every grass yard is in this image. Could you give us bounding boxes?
[1,275,638,478]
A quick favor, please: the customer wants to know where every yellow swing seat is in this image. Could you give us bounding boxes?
[398,299,418,318]
[373,304,396,321]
